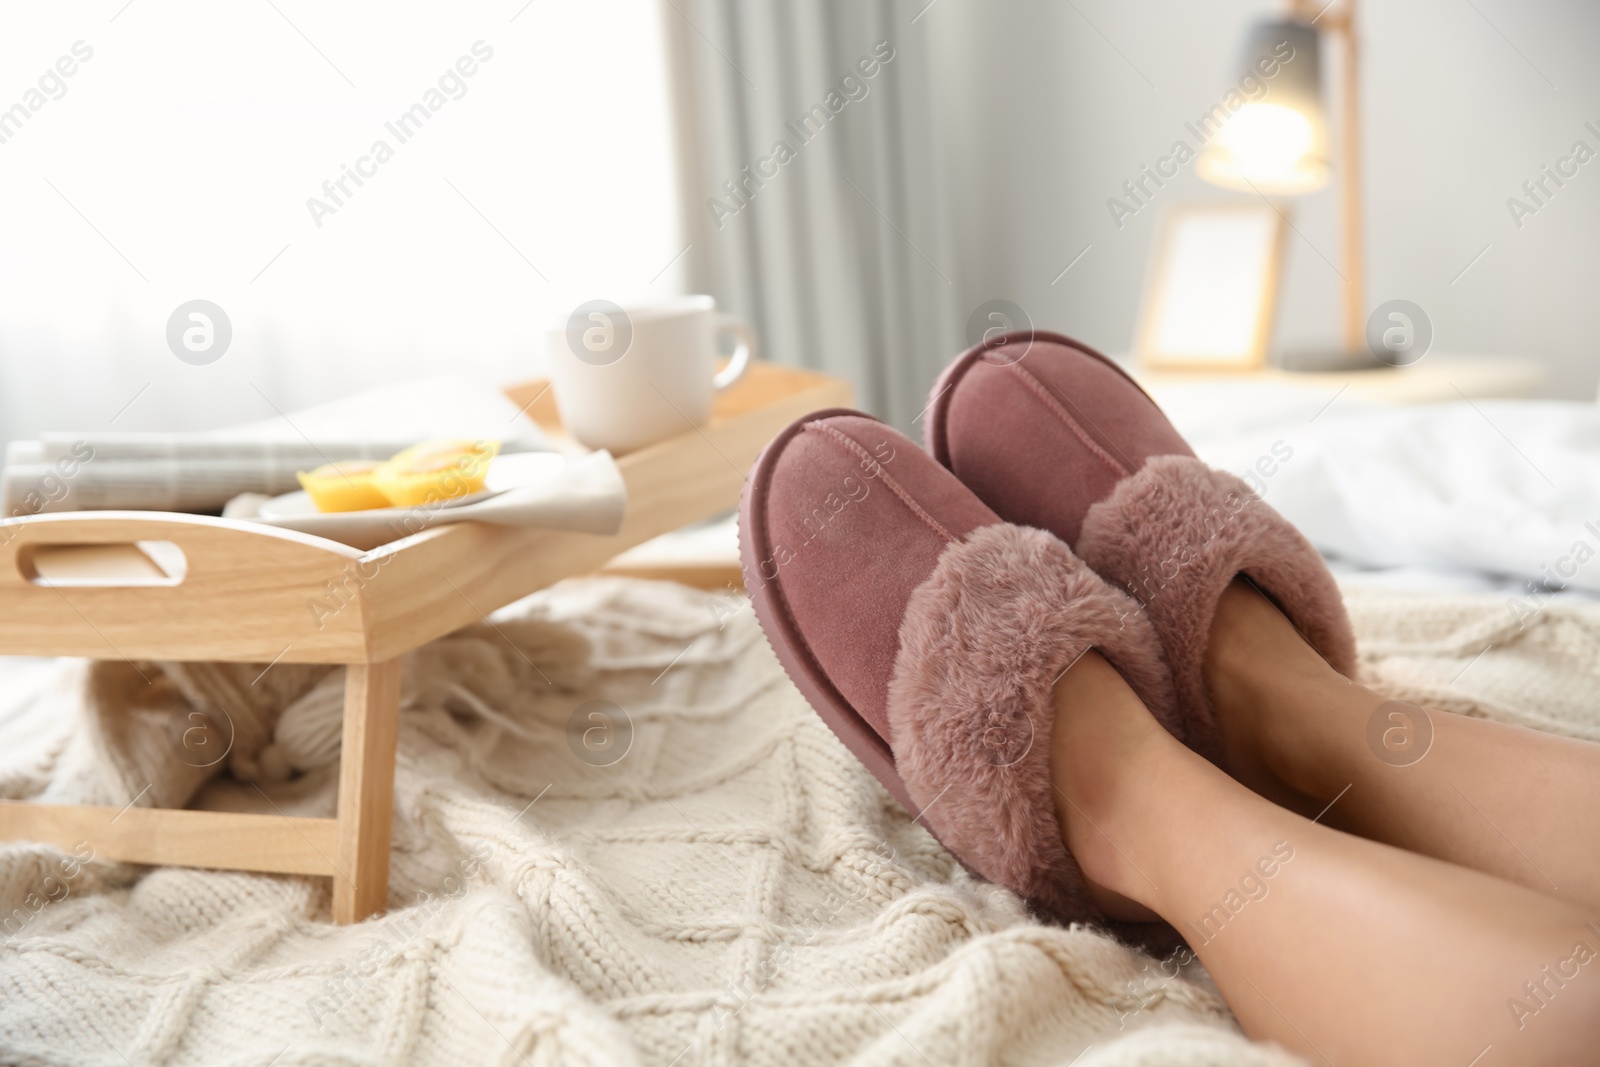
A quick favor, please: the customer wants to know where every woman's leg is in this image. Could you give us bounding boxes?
[1051,652,1600,1066]
[1205,579,1600,914]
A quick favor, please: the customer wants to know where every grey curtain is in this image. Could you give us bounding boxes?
[661,0,961,429]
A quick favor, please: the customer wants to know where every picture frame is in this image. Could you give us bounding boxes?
[1135,201,1288,372]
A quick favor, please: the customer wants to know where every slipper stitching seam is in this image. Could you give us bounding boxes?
[1004,362,1131,479]
[808,424,956,543]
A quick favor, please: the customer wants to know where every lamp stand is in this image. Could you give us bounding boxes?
[1278,0,1389,372]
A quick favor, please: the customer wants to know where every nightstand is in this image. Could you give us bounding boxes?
[1128,353,1545,405]
[1114,354,1547,441]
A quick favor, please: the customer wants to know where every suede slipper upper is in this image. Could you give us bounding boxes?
[925,330,1194,547]
[739,409,1180,928]
[924,330,1357,767]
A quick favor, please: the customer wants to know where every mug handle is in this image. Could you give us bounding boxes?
[712,315,756,392]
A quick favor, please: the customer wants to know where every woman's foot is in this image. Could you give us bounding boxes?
[742,409,1185,930]
[1199,580,1378,816]
[1048,636,1600,1066]
[1200,578,1600,913]
[1048,650,1184,923]
[924,331,1361,777]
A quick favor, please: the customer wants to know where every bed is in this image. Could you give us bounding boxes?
[1,398,1596,1066]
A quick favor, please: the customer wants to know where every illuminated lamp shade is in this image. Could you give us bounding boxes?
[1198,20,1329,195]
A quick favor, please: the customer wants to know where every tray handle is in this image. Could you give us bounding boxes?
[0,511,363,590]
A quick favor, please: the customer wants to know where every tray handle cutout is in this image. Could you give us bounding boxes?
[17,540,188,587]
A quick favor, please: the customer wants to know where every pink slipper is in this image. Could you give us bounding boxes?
[739,409,1179,925]
[925,331,1357,766]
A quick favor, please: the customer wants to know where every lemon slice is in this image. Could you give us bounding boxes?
[296,460,391,513]
[374,439,499,507]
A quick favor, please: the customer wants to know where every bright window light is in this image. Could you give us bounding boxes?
[0,1,682,443]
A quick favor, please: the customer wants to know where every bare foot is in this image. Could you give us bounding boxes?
[1201,580,1383,815]
[1048,651,1177,922]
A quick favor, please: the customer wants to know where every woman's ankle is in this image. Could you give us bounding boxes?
[1203,580,1375,803]
[1048,651,1178,918]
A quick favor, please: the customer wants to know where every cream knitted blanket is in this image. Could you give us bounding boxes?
[1,577,1596,1067]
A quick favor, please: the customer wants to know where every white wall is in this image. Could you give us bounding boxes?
[925,0,1600,398]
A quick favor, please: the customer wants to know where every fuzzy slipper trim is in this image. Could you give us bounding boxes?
[1077,455,1357,768]
[885,522,1179,925]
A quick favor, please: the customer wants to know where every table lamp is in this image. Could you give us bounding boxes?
[1197,0,1381,371]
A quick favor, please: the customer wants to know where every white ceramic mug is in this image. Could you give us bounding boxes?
[548,295,756,453]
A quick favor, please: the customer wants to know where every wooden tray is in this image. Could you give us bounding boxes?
[0,362,851,922]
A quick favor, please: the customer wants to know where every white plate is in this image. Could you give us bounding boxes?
[256,452,565,520]
[250,452,582,547]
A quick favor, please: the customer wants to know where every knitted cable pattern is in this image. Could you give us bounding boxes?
[5,577,1572,1065]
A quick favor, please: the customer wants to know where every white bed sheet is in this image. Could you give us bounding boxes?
[1160,394,1600,601]
[640,394,1600,603]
